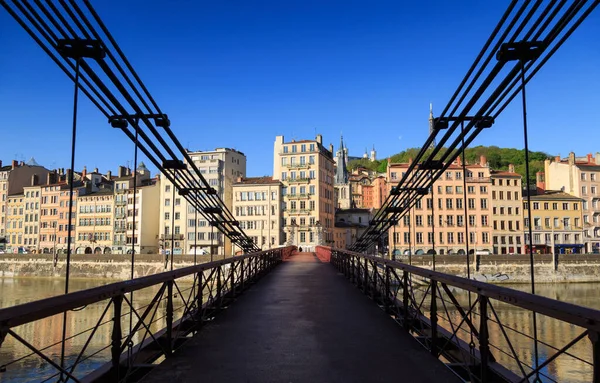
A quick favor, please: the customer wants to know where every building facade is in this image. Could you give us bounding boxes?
[23,181,43,253]
[76,189,114,254]
[387,157,493,256]
[5,193,24,252]
[159,148,246,256]
[545,152,600,253]
[125,175,160,254]
[523,190,585,254]
[273,135,335,249]
[232,176,283,251]
[490,165,524,255]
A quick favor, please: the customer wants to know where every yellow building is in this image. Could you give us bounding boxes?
[232,177,284,251]
[491,164,524,254]
[76,189,114,254]
[273,135,335,249]
[23,182,43,253]
[387,156,493,257]
[523,190,585,254]
[544,152,600,253]
[6,193,24,252]
[125,176,160,254]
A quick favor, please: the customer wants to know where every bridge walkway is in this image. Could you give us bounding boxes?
[142,252,460,382]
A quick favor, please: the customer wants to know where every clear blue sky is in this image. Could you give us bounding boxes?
[0,1,598,177]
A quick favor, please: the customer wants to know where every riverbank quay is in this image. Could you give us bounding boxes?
[3,253,600,283]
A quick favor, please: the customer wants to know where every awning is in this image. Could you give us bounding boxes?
[555,244,584,248]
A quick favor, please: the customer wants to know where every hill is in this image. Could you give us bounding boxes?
[347,145,553,182]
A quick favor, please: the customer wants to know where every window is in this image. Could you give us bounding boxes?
[480,186,488,194]
[592,186,597,195]
[283,146,288,153]
[582,186,588,195]
[481,215,489,226]
[481,199,488,209]
[447,232,454,243]
[416,232,423,244]
[165,199,171,206]
[469,215,476,226]
[581,173,587,181]
[468,186,475,194]
[468,198,476,209]
[416,216,423,226]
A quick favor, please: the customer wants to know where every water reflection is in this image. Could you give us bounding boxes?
[0,278,192,383]
[412,282,599,383]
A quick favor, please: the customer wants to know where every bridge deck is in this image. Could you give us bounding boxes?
[142,252,460,382]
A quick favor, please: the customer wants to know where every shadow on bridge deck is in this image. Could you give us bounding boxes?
[142,252,460,382]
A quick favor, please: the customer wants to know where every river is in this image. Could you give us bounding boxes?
[1,278,598,382]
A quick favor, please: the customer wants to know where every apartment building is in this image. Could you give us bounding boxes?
[22,179,43,252]
[362,176,387,209]
[490,164,524,254]
[159,148,246,256]
[523,190,585,254]
[232,176,283,251]
[76,189,114,254]
[39,173,61,254]
[125,175,160,254]
[545,152,600,253]
[273,135,335,249]
[5,193,24,252]
[387,156,493,256]
[0,159,50,249]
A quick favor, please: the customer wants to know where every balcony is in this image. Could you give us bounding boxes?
[115,200,127,206]
[466,177,490,183]
[287,209,312,215]
[113,241,126,246]
[114,226,126,233]
[287,193,311,199]
[114,213,126,219]
[160,234,185,240]
[286,178,311,184]
[285,163,311,169]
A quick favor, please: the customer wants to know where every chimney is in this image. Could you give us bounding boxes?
[46,172,52,185]
[66,169,72,185]
[329,143,334,153]
[456,156,462,166]
[31,174,38,186]
[82,166,87,178]
[508,164,515,173]
[536,171,545,193]
[479,155,487,167]
[568,152,575,165]
[554,155,560,162]
[408,157,413,165]
[596,152,600,165]
[12,160,18,169]
[236,176,243,183]
[106,170,112,179]
[118,166,127,178]
[94,167,98,173]
[587,153,593,164]
[316,134,323,144]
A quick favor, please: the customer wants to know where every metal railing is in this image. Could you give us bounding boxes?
[0,246,295,382]
[327,247,600,383]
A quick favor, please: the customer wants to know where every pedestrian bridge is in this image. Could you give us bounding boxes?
[1,247,600,382]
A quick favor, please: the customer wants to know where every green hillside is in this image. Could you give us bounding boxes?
[347,146,553,181]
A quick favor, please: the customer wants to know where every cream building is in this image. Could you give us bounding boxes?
[159,148,246,256]
[491,164,524,254]
[0,159,50,249]
[523,190,585,254]
[76,189,114,254]
[232,176,283,251]
[387,156,493,256]
[545,152,600,253]
[23,179,44,253]
[125,176,160,254]
[6,193,24,252]
[273,135,335,249]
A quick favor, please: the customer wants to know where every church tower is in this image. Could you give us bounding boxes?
[429,103,436,148]
[334,135,352,209]
[370,145,376,162]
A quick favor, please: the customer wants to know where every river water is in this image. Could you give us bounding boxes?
[0,278,598,382]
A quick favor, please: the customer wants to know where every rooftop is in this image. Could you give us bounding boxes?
[525,190,582,201]
[234,176,281,186]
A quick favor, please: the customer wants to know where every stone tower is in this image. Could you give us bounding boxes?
[334,135,352,209]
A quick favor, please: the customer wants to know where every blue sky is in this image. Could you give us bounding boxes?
[0,1,598,177]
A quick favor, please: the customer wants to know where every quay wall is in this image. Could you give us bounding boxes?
[0,254,219,280]
[395,254,600,284]
[3,253,600,284]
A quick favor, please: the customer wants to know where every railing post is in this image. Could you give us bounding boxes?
[240,258,245,291]
[215,266,222,309]
[590,331,600,383]
[364,258,369,294]
[384,265,391,312]
[166,281,173,356]
[351,256,356,284]
[196,271,203,321]
[479,295,490,382]
[231,261,236,297]
[111,295,123,374]
[403,270,410,331]
[430,280,438,357]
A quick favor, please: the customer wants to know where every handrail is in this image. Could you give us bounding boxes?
[342,250,600,332]
[0,247,294,328]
